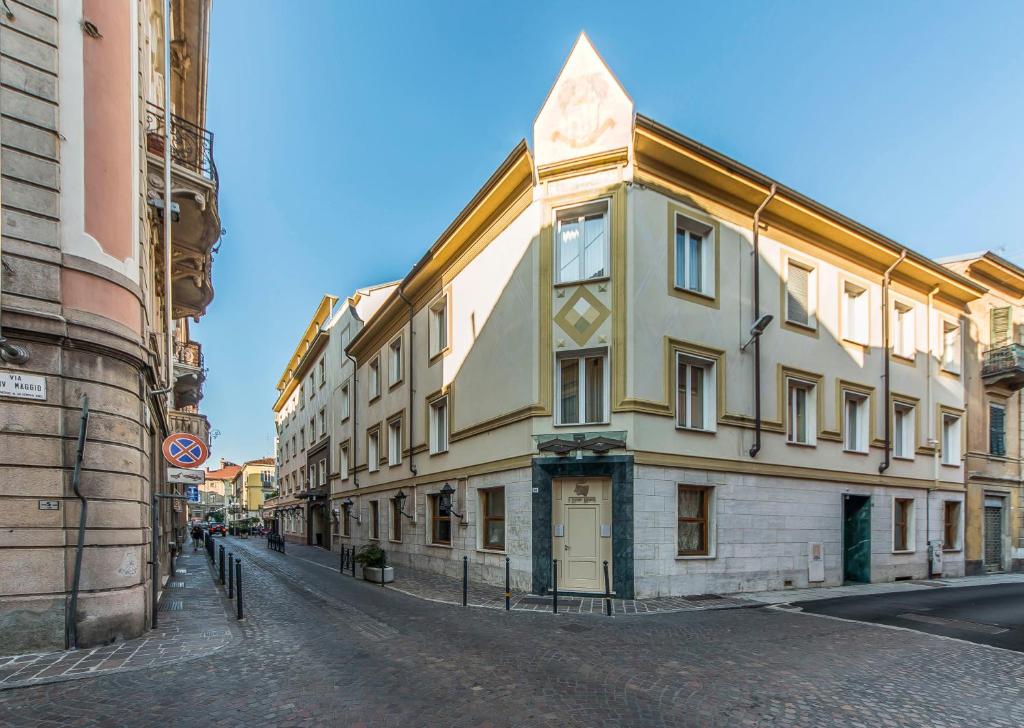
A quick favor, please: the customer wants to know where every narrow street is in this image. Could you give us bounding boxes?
[3,537,1023,728]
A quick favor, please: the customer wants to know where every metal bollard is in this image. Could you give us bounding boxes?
[235,560,243,620]
[351,546,356,577]
[505,556,511,611]
[339,545,345,574]
[227,553,234,599]
[603,560,612,616]
[219,545,225,584]
[552,559,558,614]
[462,555,468,606]
[380,550,386,588]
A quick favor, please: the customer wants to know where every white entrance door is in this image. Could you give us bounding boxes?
[553,478,612,593]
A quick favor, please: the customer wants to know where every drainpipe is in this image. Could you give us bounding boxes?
[67,395,90,649]
[926,286,940,486]
[161,0,174,414]
[396,287,418,476]
[346,352,359,487]
[749,183,777,458]
[879,251,907,473]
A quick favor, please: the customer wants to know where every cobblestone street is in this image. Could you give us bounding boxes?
[0,536,1022,727]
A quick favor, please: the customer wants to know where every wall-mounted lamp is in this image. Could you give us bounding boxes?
[393,489,415,520]
[438,482,463,519]
[341,497,360,524]
[741,313,774,351]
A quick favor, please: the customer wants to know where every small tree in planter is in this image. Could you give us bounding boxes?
[354,544,393,583]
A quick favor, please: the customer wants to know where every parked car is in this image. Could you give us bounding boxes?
[208,523,226,536]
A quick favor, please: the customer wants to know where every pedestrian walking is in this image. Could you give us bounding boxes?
[191,524,203,551]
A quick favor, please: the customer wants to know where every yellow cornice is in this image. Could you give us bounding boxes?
[348,140,535,360]
[273,294,338,412]
[633,115,985,306]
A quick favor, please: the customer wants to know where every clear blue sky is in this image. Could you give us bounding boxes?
[195,0,1024,464]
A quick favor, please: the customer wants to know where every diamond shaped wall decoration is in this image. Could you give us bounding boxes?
[554,286,611,346]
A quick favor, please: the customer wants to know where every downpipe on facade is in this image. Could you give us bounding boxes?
[346,352,359,487]
[748,183,777,458]
[67,395,91,649]
[879,250,907,474]
[397,287,418,477]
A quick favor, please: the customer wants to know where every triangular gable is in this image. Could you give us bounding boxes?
[533,32,633,169]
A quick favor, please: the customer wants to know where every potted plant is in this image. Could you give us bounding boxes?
[354,544,393,583]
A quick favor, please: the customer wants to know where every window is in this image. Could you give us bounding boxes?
[389,337,403,386]
[893,403,915,460]
[308,374,315,398]
[367,430,379,472]
[842,281,869,345]
[990,403,1007,457]
[309,417,315,442]
[341,503,350,537]
[893,497,914,552]
[843,391,869,452]
[674,215,713,296]
[676,353,716,431]
[786,379,816,445]
[369,357,381,400]
[339,442,349,480]
[677,485,711,556]
[893,302,915,359]
[480,487,505,551]
[429,294,449,357]
[340,382,350,420]
[318,409,326,440]
[318,358,326,387]
[991,306,1012,348]
[369,500,379,540]
[941,320,961,373]
[429,494,451,545]
[941,413,961,465]
[556,202,608,284]
[298,466,305,491]
[318,459,326,486]
[785,261,812,327]
[429,396,449,454]
[388,418,402,466]
[557,350,607,425]
[390,497,402,542]
[299,428,306,450]
[943,501,962,550]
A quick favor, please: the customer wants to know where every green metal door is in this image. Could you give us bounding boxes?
[843,495,871,583]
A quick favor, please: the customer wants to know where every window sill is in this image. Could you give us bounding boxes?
[388,538,402,544]
[942,547,962,553]
[676,554,715,560]
[842,337,869,349]
[428,449,449,457]
[388,380,403,391]
[892,455,915,462]
[892,353,916,365]
[940,462,961,468]
[554,276,610,289]
[671,284,715,301]
[554,421,611,428]
[388,462,403,469]
[368,394,381,404]
[675,425,716,434]
[783,318,817,333]
[843,448,869,455]
[428,346,451,365]
[891,549,916,555]
[786,440,816,448]
[425,542,453,550]
[477,547,507,556]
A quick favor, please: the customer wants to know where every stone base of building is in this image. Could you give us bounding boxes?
[330,458,968,601]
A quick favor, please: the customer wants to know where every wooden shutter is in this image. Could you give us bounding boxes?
[787,263,810,325]
[990,307,1011,347]
[990,405,1006,457]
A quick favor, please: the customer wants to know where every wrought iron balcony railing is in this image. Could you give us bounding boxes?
[145,103,218,185]
[981,343,1024,389]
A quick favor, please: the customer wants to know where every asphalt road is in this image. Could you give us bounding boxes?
[799,582,1024,651]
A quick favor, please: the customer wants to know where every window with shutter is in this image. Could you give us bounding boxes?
[989,403,1006,457]
[991,307,1011,348]
[786,262,810,326]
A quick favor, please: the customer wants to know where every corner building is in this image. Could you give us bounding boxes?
[336,35,981,598]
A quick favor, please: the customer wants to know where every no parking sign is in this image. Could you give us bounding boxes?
[162,432,210,468]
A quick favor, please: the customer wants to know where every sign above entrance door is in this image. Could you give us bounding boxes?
[162,432,210,468]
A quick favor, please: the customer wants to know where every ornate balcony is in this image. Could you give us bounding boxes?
[169,407,211,445]
[145,103,221,320]
[982,343,1024,391]
[174,340,206,409]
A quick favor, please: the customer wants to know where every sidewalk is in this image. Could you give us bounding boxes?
[263,538,758,615]
[741,571,1024,605]
[0,549,235,691]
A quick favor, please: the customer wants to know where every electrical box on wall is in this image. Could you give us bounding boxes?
[808,542,825,582]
